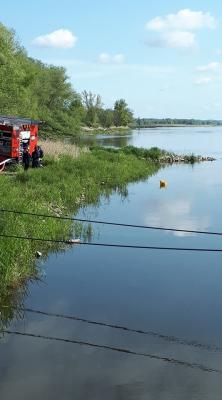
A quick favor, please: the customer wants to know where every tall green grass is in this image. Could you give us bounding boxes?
[0,147,160,326]
[91,145,172,161]
[94,146,201,163]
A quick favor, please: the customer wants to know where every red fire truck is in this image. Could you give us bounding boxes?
[0,115,41,171]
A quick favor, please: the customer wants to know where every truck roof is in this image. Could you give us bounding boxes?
[0,115,41,126]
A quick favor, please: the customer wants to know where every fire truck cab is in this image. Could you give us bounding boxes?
[0,115,41,171]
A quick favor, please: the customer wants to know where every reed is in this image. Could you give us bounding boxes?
[38,139,88,159]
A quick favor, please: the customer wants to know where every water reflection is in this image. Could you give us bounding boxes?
[73,132,130,148]
[0,284,27,331]
[0,181,133,332]
[2,128,222,399]
[0,223,95,332]
[144,197,210,237]
[74,126,222,158]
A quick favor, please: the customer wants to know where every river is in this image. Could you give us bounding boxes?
[1,127,222,399]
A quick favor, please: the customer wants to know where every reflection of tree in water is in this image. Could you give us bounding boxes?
[0,282,27,332]
[0,220,95,333]
[72,133,131,149]
[99,135,129,148]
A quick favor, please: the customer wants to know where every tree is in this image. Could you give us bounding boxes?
[113,99,133,127]
[0,23,84,136]
[0,23,29,115]
[98,108,114,128]
[82,91,103,127]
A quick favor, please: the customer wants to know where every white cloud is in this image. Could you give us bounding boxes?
[196,62,222,72]
[32,29,77,49]
[195,77,213,85]
[98,52,125,64]
[146,9,216,31]
[149,30,196,49]
[113,53,125,64]
[98,53,110,63]
[145,9,216,50]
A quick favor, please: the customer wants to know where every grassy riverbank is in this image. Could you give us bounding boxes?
[93,145,204,163]
[0,146,161,305]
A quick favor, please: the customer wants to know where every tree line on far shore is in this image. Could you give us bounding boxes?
[133,118,222,128]
[0,23,133,136]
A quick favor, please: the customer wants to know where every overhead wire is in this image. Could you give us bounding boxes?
[1,208,222,236]
[1,208,222,371]
[1,211,222,373]
[1,232,222,252]
[7,306,221,353]
[2,329,221,374]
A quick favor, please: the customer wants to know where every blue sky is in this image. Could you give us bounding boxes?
[1,0,222,118]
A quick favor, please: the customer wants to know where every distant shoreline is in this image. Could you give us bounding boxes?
[133,124,222,128]
[80,124,221,135]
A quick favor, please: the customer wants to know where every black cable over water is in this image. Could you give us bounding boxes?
[1,233,222,252]
[16,307,222,353]
[2,329,221,374]
[1,208,222,236]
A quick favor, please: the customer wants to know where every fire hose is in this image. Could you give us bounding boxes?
[0,158,12,172]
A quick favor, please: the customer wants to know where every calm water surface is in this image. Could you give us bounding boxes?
[1,127,222,399]
[77,126,222,157]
